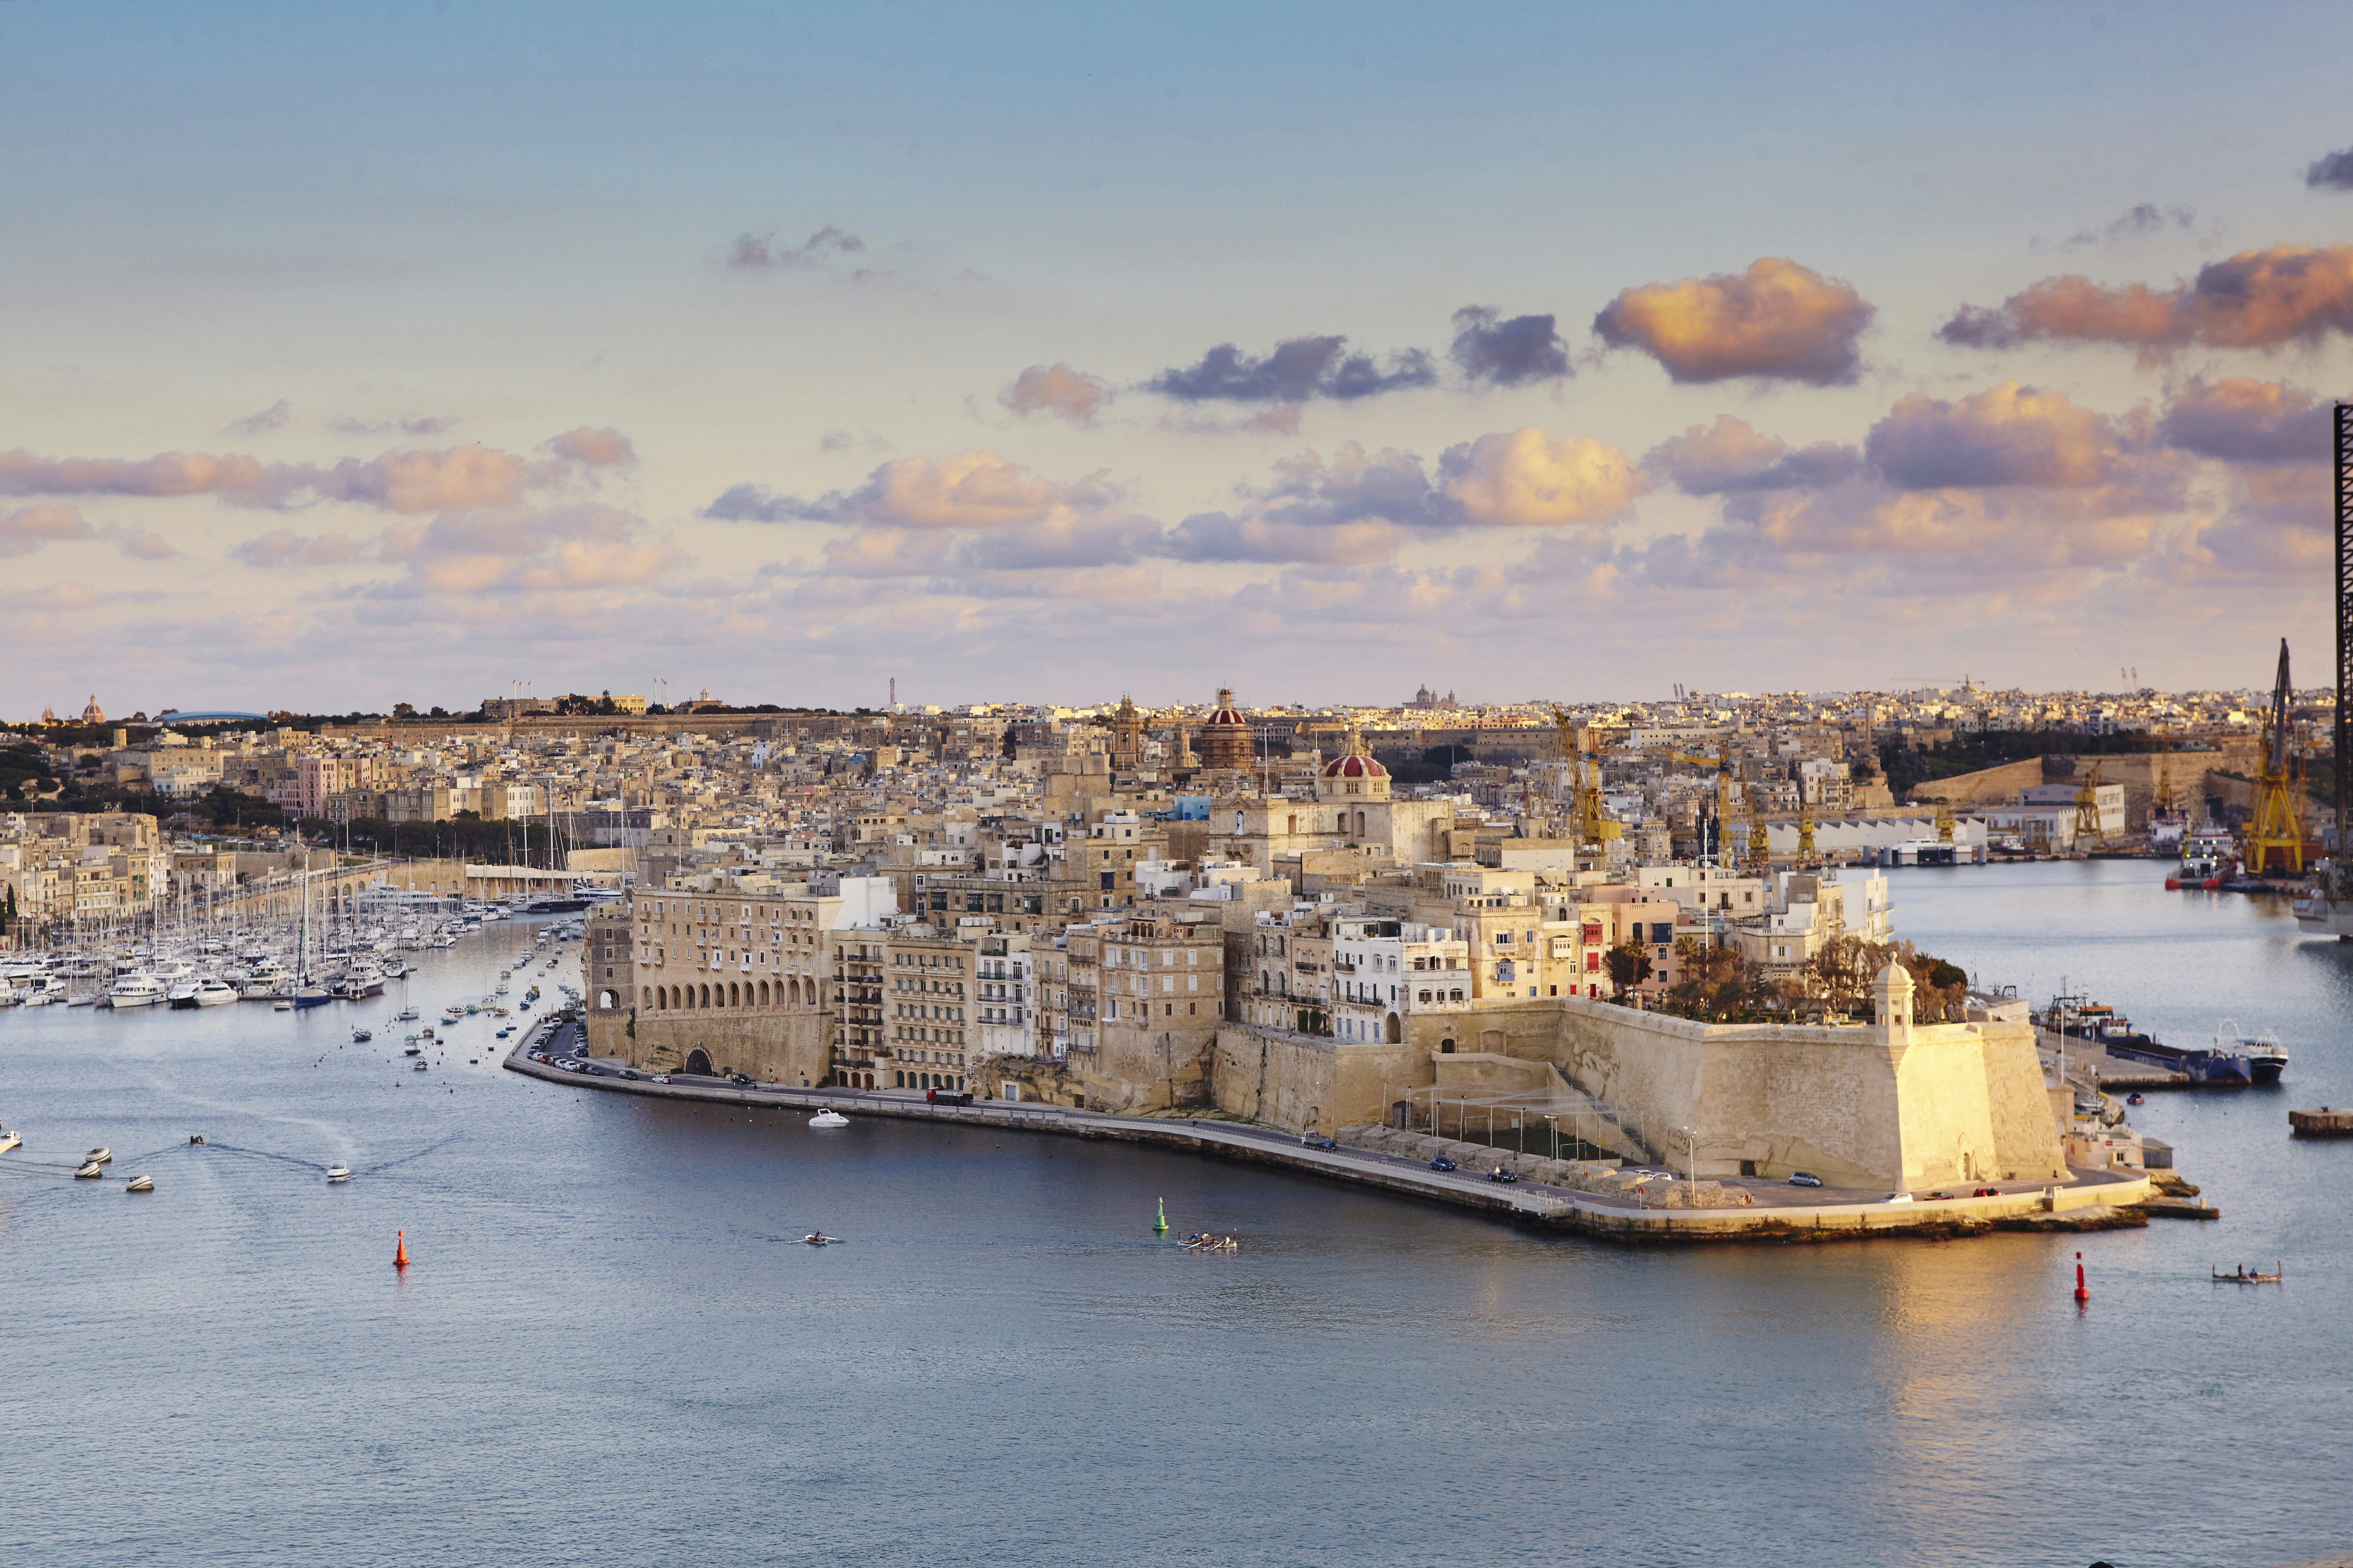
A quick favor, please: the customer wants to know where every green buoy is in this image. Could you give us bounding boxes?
[1154,1197,1168,1234]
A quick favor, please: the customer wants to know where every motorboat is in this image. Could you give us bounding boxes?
[405,1045,422,1057]
[165,980,204,1009]
[86,1146,112,1164]
[124,1175,152,1193]
[326,1164,351,1183]
[411,1061,429,1073]
[809,1110,850,1128]
[273,999,294,1011]
[352,1027,373,1043]
[192,978,238,1007]
[108,975,164,1009]
[0,1128,21,1155]
[73,1161,104,1179]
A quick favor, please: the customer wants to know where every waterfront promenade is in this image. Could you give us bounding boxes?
[506,1016,2152,1242]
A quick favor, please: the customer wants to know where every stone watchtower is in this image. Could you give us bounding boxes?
[1874,960,1913,1038]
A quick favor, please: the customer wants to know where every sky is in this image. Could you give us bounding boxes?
[4,0,2351,717]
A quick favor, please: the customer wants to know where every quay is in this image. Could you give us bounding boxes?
[505,1015,2153,1243]
[2289,1108,2353,1138]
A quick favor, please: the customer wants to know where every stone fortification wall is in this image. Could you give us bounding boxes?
[1209,1024,1427,1133]
[586,1004,831,1086]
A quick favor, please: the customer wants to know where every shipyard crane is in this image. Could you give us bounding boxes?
[1548,708,1622,852]
[2071,760,2107,850]
[1797,798,1817,861]
[1660,741,1744,864]
[2244,637,2304,875]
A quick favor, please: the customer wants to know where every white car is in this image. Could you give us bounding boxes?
[1881,1192,1915,1204]
[651,1074,670,1084]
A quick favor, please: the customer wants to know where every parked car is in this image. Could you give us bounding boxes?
[1881,1192,1915,1204]
[1302,1134,1337,1152]
[651,1074,671,1084]
[1787,1171,1823,1188]
[1428,1156,1456,1172]
[1971,1186,2000,1197]
[620,1069,642,1080]
[729,1073,752,1086]
[1485,1167,1519,1184]
[925,1088,974,1105]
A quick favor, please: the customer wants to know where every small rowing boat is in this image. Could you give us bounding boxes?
[803,1232,839,1246]
[1181,1233,1241,1252]
[2213,1262,2283,1283]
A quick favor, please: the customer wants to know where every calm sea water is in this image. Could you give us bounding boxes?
[3,869,2350,1568]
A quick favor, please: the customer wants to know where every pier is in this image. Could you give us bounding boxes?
[2289,1108,2353,1138]
[505,1016,2154,1243]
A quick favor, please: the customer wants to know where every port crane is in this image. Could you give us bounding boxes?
[1548,708,1623,854]
[2244,638,2304,875]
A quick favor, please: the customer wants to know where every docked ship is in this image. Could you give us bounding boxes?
[2218,1020,2289,1086]
[2037,995,2254,1085]
[2166,827,2236,890]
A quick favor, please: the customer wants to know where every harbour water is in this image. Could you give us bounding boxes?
[3,865,2350,1568]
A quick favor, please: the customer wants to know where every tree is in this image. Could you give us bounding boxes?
[1603,939,1653,994]
[1799,935,1882,1018]
[1000,724,1018,759]
[1659,937,1773,1022]
[392,702,417,719]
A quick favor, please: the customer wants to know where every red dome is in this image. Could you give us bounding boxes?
[1323,753,1386,779]
[1203,687,1250,727]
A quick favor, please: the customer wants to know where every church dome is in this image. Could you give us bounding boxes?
[1323,751,1387,779]
[1202,687,1250,728]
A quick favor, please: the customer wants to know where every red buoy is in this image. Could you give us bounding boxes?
[2073,1250,2088,1304]
[394,1230,410,1270]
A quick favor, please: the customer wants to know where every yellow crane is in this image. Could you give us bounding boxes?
[1548,708,1622,851]
[2244,638,2304,874]
[2071,761,2106,850]
[1797,799,1817,860]
[1662,741,1741,863]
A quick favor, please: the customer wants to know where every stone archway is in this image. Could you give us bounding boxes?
[1385,1011,1401,1044]
[597,989,618,1010]
[685,1048,713,1076]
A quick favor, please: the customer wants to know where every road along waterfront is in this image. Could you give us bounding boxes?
[4,866,2352,1568]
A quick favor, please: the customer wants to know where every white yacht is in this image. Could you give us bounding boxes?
[109,975,165,1009]
[809,1110,850,1128]
[192,978,238,1007]
[325,1164,352,1183]
[0,1127,21,1155]
[165,979,204,1008]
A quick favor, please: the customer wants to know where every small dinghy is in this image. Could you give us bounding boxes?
[326,1165,351,1182]
[188,1134,205,1146]
[352,1028,372,1043]
[405,1046,422,1057]
[2213,1262,2283,1283]
[73,1161,104,1179]
[802,1232,839,1246]
[412,1061,429,1072]
[1181,1233,1241,1252]
[124,1175,152,1193]
[809,1110,849,1128]
[86,1146,112,1165]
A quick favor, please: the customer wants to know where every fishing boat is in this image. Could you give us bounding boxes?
[2167,827,2237,890]
[2218,1020,2289,1086]
[124,1175,152,1193]
[2213,1262,2283,1283]
[809,1110,849,1128]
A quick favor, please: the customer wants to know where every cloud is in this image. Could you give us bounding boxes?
[726,225,866,269]
[1161,511,1407,565]
[1145,335,1436,402]
[377,503,682,595]
[1448,307,1569,386]
[2060,203,2197,248]
[1438,427,1649,525]
[814,529,953,579]
[1000,363,1112,425]
[1938,243,2353,354]
[0,503,93,558]
[1159,404,1304,436]
[330,414,461,436]
[547,426,637,467]
[1644,415,1863,495]
[225,401,292,436]
[705,451,1120,529]
[230,528,370,567]
[104,525,179,561]
[1592,257,1873,385]
[818,429,890,454]
[0,434,632,516]
[2305,148,2353,192]
[2158,377,2332,464]
[1864,383,2132,489]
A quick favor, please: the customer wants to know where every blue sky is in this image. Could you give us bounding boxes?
[4,1,2350,714]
